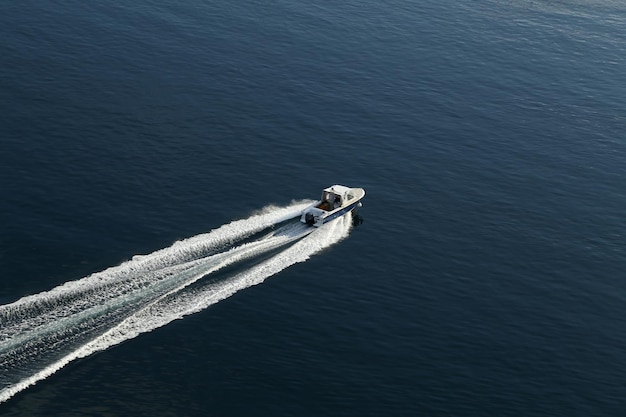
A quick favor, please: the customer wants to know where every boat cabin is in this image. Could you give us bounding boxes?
[317,185,352,211]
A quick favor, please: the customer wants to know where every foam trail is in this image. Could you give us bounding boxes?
[1,201,311,316]
[0,204,352,404]
[0,222,308,357]
[0,201,311,340]
[79,212,352,348]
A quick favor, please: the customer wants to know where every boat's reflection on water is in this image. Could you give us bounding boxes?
[352,213,364,227]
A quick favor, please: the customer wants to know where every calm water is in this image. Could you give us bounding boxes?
[2,0,626,415]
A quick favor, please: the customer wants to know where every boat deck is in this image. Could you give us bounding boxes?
[317,201,332,211]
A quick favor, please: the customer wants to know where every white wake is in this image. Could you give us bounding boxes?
[0,201,353,404]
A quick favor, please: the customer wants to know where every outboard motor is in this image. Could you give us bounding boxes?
[305,212,315,225]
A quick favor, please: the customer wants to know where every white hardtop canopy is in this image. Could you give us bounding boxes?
[320,185,353,208]
[323,185,351,195]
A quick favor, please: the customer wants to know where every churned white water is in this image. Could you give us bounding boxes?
[0,202,352,404]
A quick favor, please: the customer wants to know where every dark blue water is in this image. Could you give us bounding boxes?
[2,0,626,415]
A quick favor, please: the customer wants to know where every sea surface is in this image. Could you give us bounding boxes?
[1,0,626,415]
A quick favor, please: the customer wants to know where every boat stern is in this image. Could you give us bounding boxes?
[300,207,325,227]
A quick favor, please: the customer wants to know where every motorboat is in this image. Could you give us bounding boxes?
[300,185,365,227]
